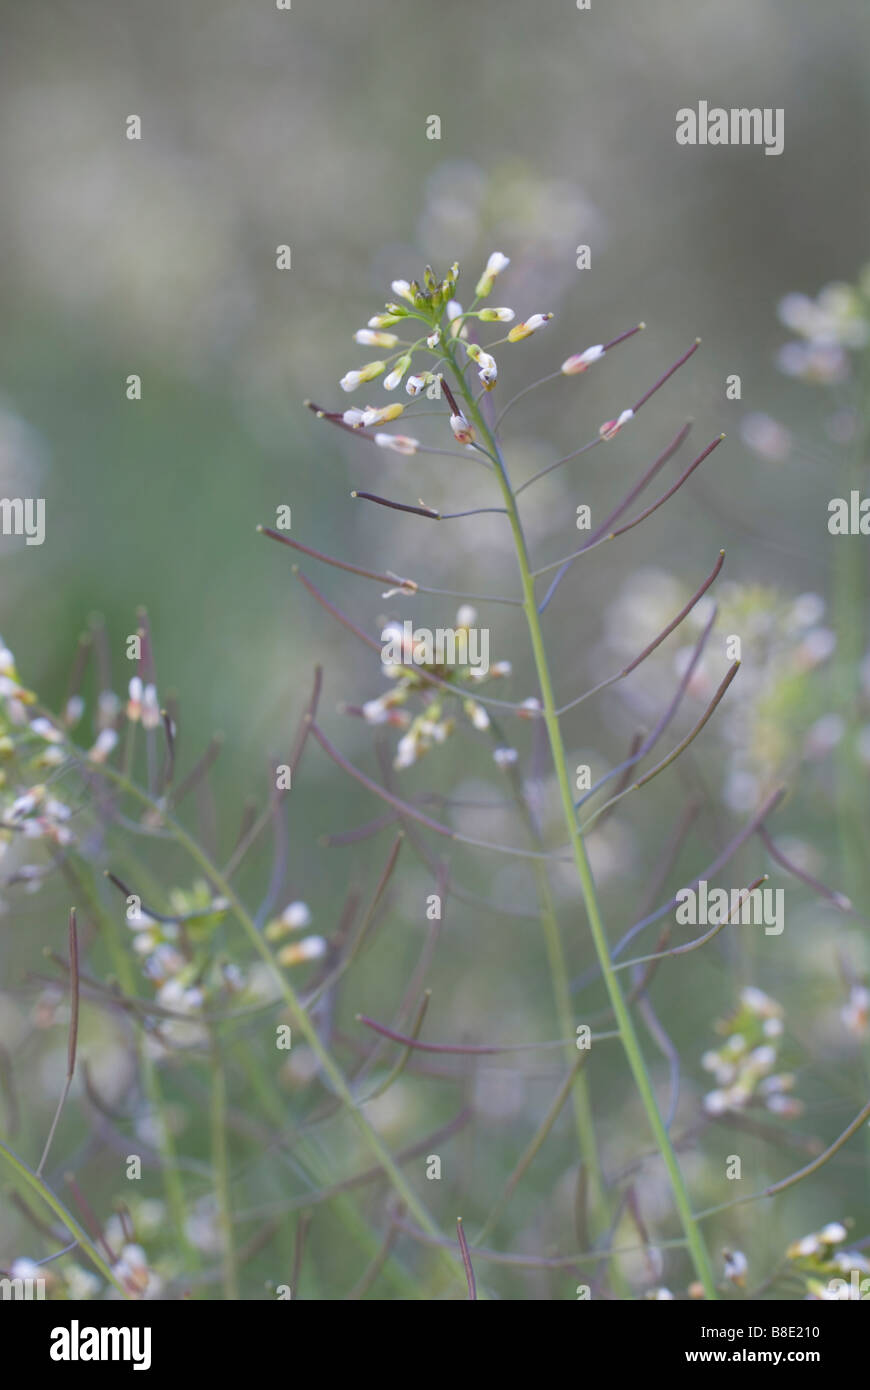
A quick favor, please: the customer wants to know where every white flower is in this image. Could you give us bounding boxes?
[466,702,490,731]
[374,432,419,456]
[64,694,85,726]
[562,344,605,375]
[362,697,390,724]
[820,1223,848,1246]
[340,370,362,392]
[740,986,782,1019]
[599,408,634,440]
[475,252,510,297]
[343,408,366,428]
[141,683,160,730]
[394,732,418,770]
[703,1089,730,1115]
[278,935,327,966]
[449,413,475,445]
[406,375,426,397]
[281,901,312,930]
[456,605,477,628]
[354,329,399,348]
[89,728,118,763]
[723,1249,748,1284]
[29,717,63,743]
[391,279,414,303]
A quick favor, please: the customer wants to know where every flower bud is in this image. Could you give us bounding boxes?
[89,728,118,763]
[278,935,327,967]
[599,408,634,440]
[561,344,605,374]
[361,403,404,427]
[478,307,515,322]
[475,252,510,298]
[355,329,399,348]
[391,280,415,303]
[508,313,554,343]
[449,413,475,445]
[384,355,412,390]
[374,432,419,455]
[339,360,386,392]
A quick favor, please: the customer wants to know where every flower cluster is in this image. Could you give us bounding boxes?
[349,605,521,771]
[0,635,76,866]
[776,275,869,384]
[785,1221,870,1300]
[127,883,322,1051]
[701,986,802,1118]
[333,254,558,453]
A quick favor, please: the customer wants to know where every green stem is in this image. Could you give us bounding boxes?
[448,348,717,1299]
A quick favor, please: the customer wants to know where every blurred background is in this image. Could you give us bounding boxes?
[1,0,869,1298]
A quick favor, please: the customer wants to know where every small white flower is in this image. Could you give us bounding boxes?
[703,1089,730,1115]
[406,375,426,397]
[391,279,414,303]
[64,694,85,726]
[278,935,327,966]
[354,329,398,348]
[449,413,475,445]
[740,986,782,1019]
[362,697,389,725]
[343,408,367,428]
[475,252,510,297]
[456,605,477,628]
[281,901,312,930]
[467,702,490,731]
[723,1249,748,1285]
[89,728,118,763]
[561,344,605,375]
[141,683,160,730]
[374,432,419,456]
[29,717,63,743]
[599,408,634,440]
[339,370,362,393]
[394,732,418,770]
[446,300,463,321]
[820,1222,848,1246]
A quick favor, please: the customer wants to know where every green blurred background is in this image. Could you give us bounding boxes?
[1,0,869,1297]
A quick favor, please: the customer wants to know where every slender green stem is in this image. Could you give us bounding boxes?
[447,345,718,1299]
